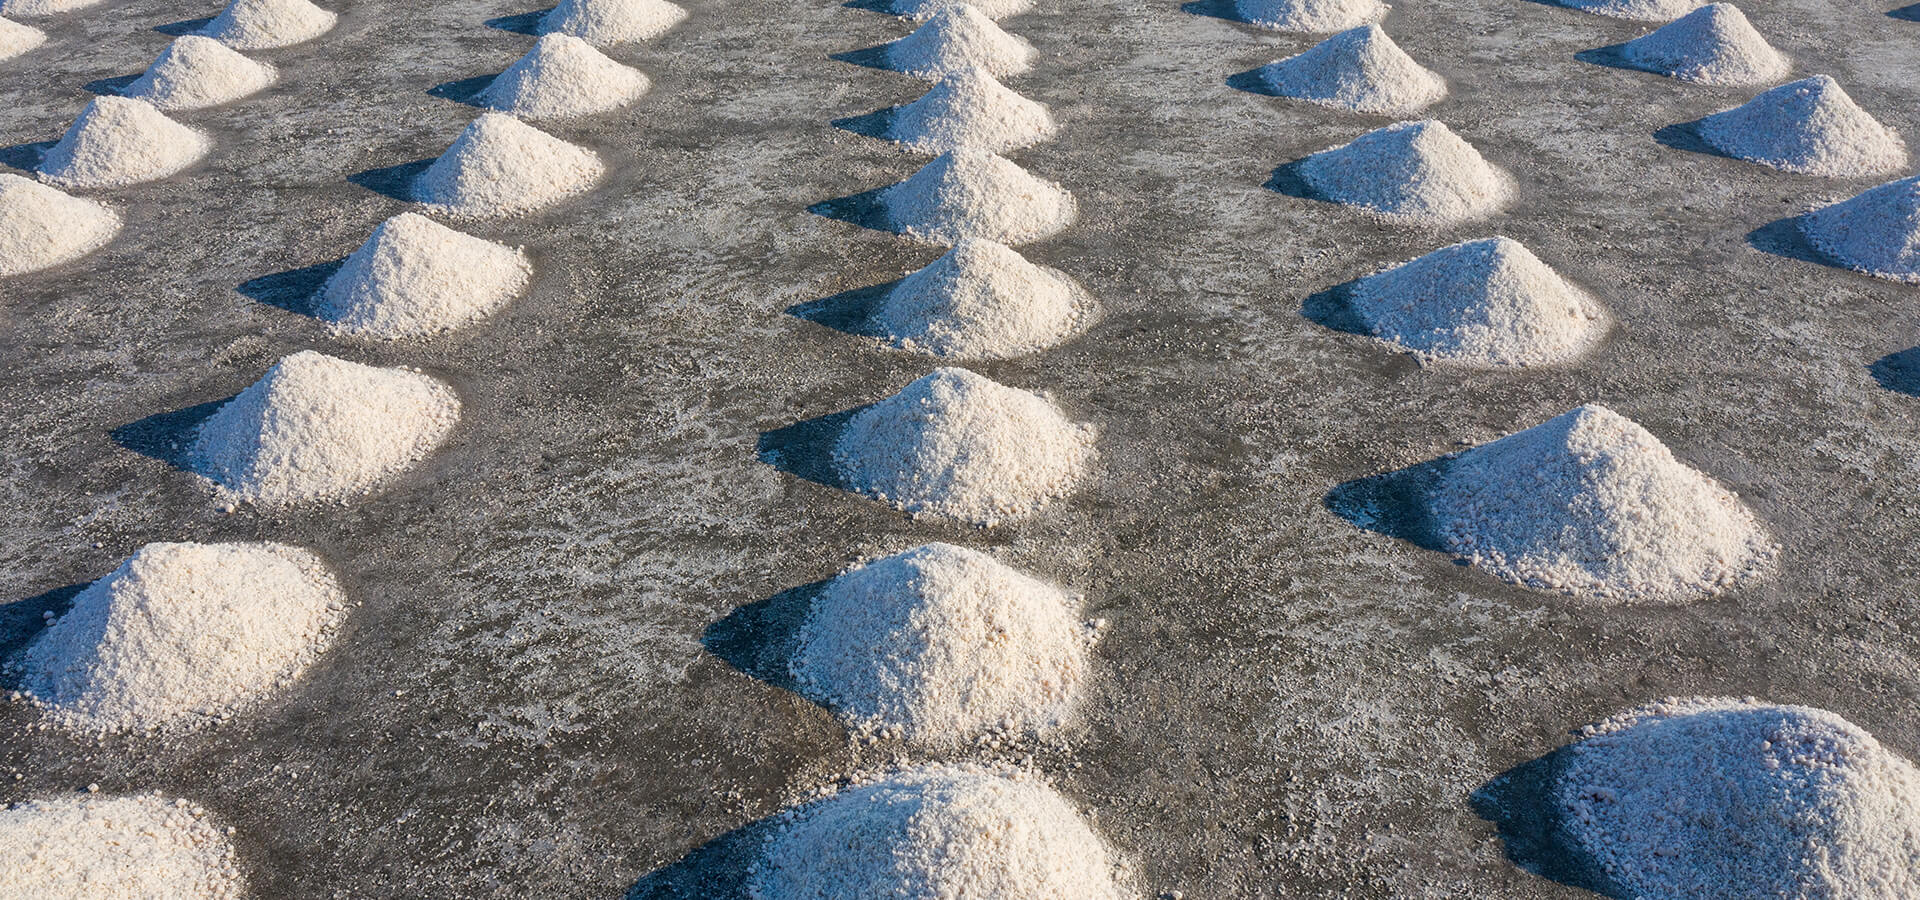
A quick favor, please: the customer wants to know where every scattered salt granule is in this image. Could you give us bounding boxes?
[121,36,277,112]
[0,174,119,277]
[0,794,244,900]
[37,97,210,190]
[888,0,1031,21]
[884,5,1036,81]
[752,764,1129,900]
[0,0,104,15]
[17,542,347,732]
[879,149,1077,245]
[833,367,1097,525]
[540,0,687,47]
[882,65,1056,154]
[315,212,532,339]
[1294,119,1511,225]
[1801,173,1920,283]
[479,33,649,120]
[1349,236,1606,367]
[1256,24,1446,116]
[1557,0,1702,21]
[189,350,461,505]
[1231,0,1386,32]
[412,113,605,219]
[1429,404,1775,601]
[1696,75,1906,177]
[874,237,1091,359]
[1554,697,1920,899]
[1618,3,1788,86]
[197,0,336,50]
[0,16,45,59]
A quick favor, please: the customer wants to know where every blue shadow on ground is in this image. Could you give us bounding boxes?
[111,398,229,471]
[1871,348,1920,397]
[1322,456,1454,555]
[755,407,869,491]
[786,283,894,341]
[0,584,85,684]
[622,818,777,899]
[238,260,343,318]
[1472,748,1631,899]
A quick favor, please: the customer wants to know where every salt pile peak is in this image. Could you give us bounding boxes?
[0,16,45,60]
[0,175,119,277]
[1697,75,1906,177]
[875,237,1090,359]
[1801,174,1920,283]
[316,212,532,339]
[0,793,244,900]
[884,5,1036,80]
[1558,0,1702,21]
[1349,236,1606,367]
[1231,0,1386,33]
[479,33,650,120]
[890,0,1031,22]
[1257,24,1446,116]
[540,0,687,47]
[1429,404,1775,600]
[0,0,105,14]
[121,36,277,112]
[878,149,1076,245]
[882,65,1057,153]
[197,0,336,50]
[38,97,210,189]
[1619,3,1788,86]
[412,113,606,219]
[1294,119,1511,225]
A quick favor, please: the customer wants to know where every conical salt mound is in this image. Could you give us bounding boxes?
[1294,119,1510,225]
[1619,3,1788,86]
[883,5,1036,81]
[882,66,1056,154]
[1801,174,1920,283]
[888,0,1030,21]
[878,149,1076,245]
[197,0,336,50]
[0,16,46,60]
[479,33,649,120]
[412,113,605,219]
[1558,0,1701,21]
[0,174,119,277]
[1429,404,1775,600]
[121,36,277,112]
[1257,24,1446,116]
[875,237,1090,359]
[832,367,1097,525]
[1349,237,1606,367]
[539,0,687,47]
[37,97,210,189]
[1697,76,1906,177]
[315,212,532,339]
[1231,0,1385,32]
[0,0,104,14]
[0,794,244,900]
[189,350,461,505]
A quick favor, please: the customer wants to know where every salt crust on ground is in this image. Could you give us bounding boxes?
[890,0,1031,22]
[38,97,210,190]
[0,0,103,14]
[879,149,1077,245]
[1258,24,1446,116]
[1619,3,1788,86]
[413,113,605,219]
[1231,0,1385,32]
[1556,697,1920,898]
[190,350,461,505]
[0,16,45,59]
[1801,174,1920,283]
[122,36,276,112]
[1350,236,1605,367]
[479,33,649,120]
[1295,119,1511,225]
[884,5,1035,80]
[316,212,532,339]
[883,66,1056,154]
[0,793,243,900]
[1558,0,1701,21]
[1429,404,1775,601]
[0,174,118,277]
[876,237,1090,359]
[197,0,336,50]
[752,764,1128,900]
[1697,75,1906,177]
[540,0,687,47]
[833,367,1097,525]
[15,542,347,732]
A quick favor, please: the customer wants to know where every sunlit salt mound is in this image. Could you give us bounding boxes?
[884,5,1036,81]
[121,36,277,112]
[38,97,210,189]
[0,16,46,60]
[197,0,335,50]
[1801,174,1920,284]
[875,237,1090,359]
[754,765,1128,900]
[833,367,1096,525]
[1349,237,1605,367]
[189,351,461,505]
[878,149,1076,245]
[1557,0,1701,21]
[1696,76,1907,177]
[1295,119,1510,225]
[1555,697,1920,898]
[1232,0,1385,32]
[0,0,104,14]
[315,212,531,339]
[888,0,1030,22]
[0,175,118,277]
[883,66,1056,154]
[1619,3,1787,86]
[0,794,244,900]
[539,0,687,47]
[479,33,649,120]
[1429,404,1775,601]
[1257,24,1445,116]
[412,113,605,219]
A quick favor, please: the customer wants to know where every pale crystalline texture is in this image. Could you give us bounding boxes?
[1619,3,1789,86]
[1349,237,1606,367]
[889,0,1031,22]
[1257,24,1446,116]
[38,97,210,189]
[1231,0,1386,32]
[833,367,1096,525]
[1555,697,1920,899]
[0,0,105,14]
[879,149,1077,245]
[18,542,347,732]
[1697,76,1907,177]
[752,765,1129,900]
[1801,174,1920,284]
[0,174,119,277]
[0,16,46,59]
[189,351,461,505]
[539,0,687,47]
[197,0,336,50]
[1558,0,1702,21]
[0,794,244,900]
[478,33,650,120]
[882,66,1056,154]
[315,212,532,339]
[412,113,605,219]
[875,237,1091,359]
[1429,404,1775,601]
[1295,119,1511,225]
[121,36,277,112]
[884,5,1036,81]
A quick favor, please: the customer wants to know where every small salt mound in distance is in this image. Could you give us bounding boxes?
[1429,404,1775,601]
[189,350,461,505]
[1557,0,1701,21]
[878,149,1076,245]
[412,113,605,219]
[478,33,649,120]
[1257,24,1446,116]
[0,16,46,60]
[540,0,687,47]
[1231,0,1385,32]
[0,174,118,277]
[1295,119,1511,225]
[888,0,1030,22]
[1349,237,1605,367]
[1696,75,1906,177]
[121,36,276,112]
[197,0,335,50]
[0,0,104,14]
[1554,697,1920,898]
[753,764,1128,900]
[882,65,1056,154]
[875,237,1090,359]
[832,367,1096,525]
[884,5,1036,81]
[1801,174,1920,283]
[0,794,243,900]
[1619,3,1788,86]
[315,212,531,339]
[37,97,210,189]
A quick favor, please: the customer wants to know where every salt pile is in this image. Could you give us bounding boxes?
[753,764,1128,900]
[197,0,336,50]
[833,368,1096,525]
[1349,237,1605,367]
[478,33,650,120]
[1554,697,1920,898]
[0,793,243,900]
[882,66,1056,154]
[1619,3,1788,86]
[1231,0,1386,32]
[315,212,532,339]
[0,175,119,277]
[1256,24,1446,116]
[1557,0,1702,21]
[888,0,1032,22]
[121,36,277,112]
[412,113,605,219]
[1294,119,1511,225]
[38,97,210,189]
[0,16,45,60]
[878,149,1077,245]
[540,0,687,47]
[1696,76,1906,177]
[189,350,461,505]
[874,237,1090,359]
[884,5,1036,81]
[0,0,103,14]
[1801,174,1920,283]
[1429,404,1775,600]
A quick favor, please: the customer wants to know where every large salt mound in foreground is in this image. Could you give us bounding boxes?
[878,149,1076,245]
[0,794,244,900]
[413,113,605,219]
[833,367,1096,525]
[540,0,687,47]
[1295,119,1510,225]
[122,36,277,112]
[883,5,1035,80]
[0,175,119,277]
[1558,0,1701,21]
[1801,174,1920,283]
[875,237,1090,359]
[1349,237,1605,367]
[479,33,649,120]
[1697,76,1906,177]
[0,16,45,60]
[1231,0,1385,32]
[189,351,461,505]
[753,765,1128,900]
[38,97,210,189]
[1429,404,1774,601]
[1619,3,1787,86]
[1257,24,1445,116]
[882,66,1056,153]
[316,212,531,339]
[197,0,336,50]
[1554,698,1920,898]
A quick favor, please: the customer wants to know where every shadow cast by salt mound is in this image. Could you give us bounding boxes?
[829,45,893,72]
[1653,118,1734,161]
[486,9,550,34]
[0,141,54,173]
[1890,4,1920,20]
[756,406,872,491]
[1226,67,1280,97]
[1323,456,1454,554]
[238,259,344,318]
[807,188,891,235]
[155,17,215,36]
[1472,749,1632,899]
[1573,43,1639,73]
[1180,0,1248,23]
[786,283,895,339]
[0,584,84,680]
[1264,158,1325,203]
[842,0,899,12]
[427,75,497,107]
[1746,215,1844,269]
[83,74,141,97]
[1299,279,1368,336]
[348,159,433,202]
[1870,347,1920,397]
[111,398,230,472]
[831,108,899,142]
[623,818,777,900]
[702,579,832,695]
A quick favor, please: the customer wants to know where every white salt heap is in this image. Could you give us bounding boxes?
[1801,174,1920,283]
[1555,697,1920,898]
[315,212,532,339]
[413,113,605,219]
[1232,0,1385,32]
[879,149,1077,245]
[190,350,461,505]
[0,16,45,60]
[1350,237,1605,367]
[16,542,347,732]
[1295,119,1511,225]
[1558,0,1701,21]
[0,793,243,900]
[883,65,1056,154]
[884,5,1036,81]
[753,764,1128,900]
[874,237,1090,359]
[0,0,104,14]
[121,36,277,112]
[479,33,649,120]
[197,0,336,50]
[890,0,1031,22]
[540,0,687,47]
[1619,3,1788,86]
[1429,404,1775,601]
[1697,76,1906,177]
[38,97,210,189]
[1257,24,1446,116]
[0,175,119,277]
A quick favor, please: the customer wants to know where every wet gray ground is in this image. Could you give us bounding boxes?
[3,0,1920,896]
